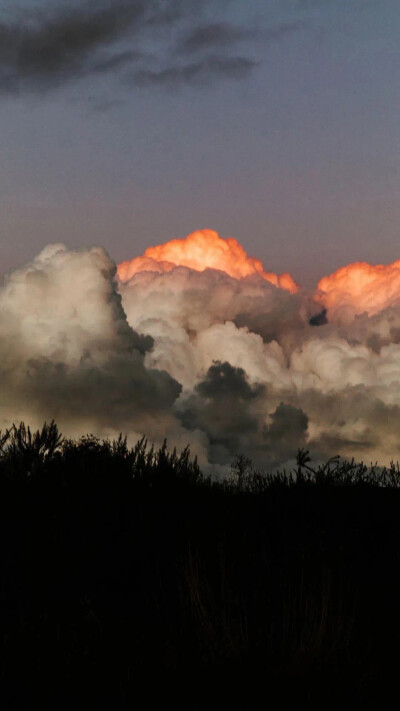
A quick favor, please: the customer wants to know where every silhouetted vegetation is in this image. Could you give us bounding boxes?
[1,422,400,708]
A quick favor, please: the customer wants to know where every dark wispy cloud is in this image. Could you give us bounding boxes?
[0,0,259,96]
[131,55,257,89]
[180,22,253,54]
[261,20,307,44]
[91,49,146,75]
[179,20,307,55]
[0,2,307,97]
[0,0,149,92]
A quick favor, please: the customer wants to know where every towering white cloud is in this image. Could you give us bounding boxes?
[0,243,181,441]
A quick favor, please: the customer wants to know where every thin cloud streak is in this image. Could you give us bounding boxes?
[179,20,306,55]
[180,22,254,54]
[131,56,258,89]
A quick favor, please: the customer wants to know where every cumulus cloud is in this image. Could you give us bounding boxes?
[117,231,400,469]
[118,265,307,389]
[317,259,400,324]
[175,360,306,468]
[3,231,400,473]
[118,229,297,290]
[178,361,266,464]
[0,243,181,441]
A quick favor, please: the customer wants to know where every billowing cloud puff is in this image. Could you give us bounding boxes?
[178,361,308,467]
[317,259,400,323]
[0,244,181,440]
[118,260,311,390]
[118,229,298,292]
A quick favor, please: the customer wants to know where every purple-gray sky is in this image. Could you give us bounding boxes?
[0,0,399,287]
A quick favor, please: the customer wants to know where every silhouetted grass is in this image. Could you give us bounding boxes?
[0,422,400,708]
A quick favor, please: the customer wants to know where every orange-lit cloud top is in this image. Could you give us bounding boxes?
[118,230,298,293]
[317,259,400,319]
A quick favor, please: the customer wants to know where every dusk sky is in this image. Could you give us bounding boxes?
[2,6,400,698]
[0,0,399,286]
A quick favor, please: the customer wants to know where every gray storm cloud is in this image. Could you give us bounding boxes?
[2,236,400,472]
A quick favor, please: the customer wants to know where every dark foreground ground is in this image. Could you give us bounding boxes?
[1,424,400,709]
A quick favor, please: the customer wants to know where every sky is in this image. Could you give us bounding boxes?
[2,0,400,468]
[0,0,399,287]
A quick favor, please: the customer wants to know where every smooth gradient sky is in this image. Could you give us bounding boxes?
[0,0,399,286]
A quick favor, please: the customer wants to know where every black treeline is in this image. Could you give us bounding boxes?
[1,422,400,709]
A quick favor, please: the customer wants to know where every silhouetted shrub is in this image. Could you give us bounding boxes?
[1,423,400,709]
